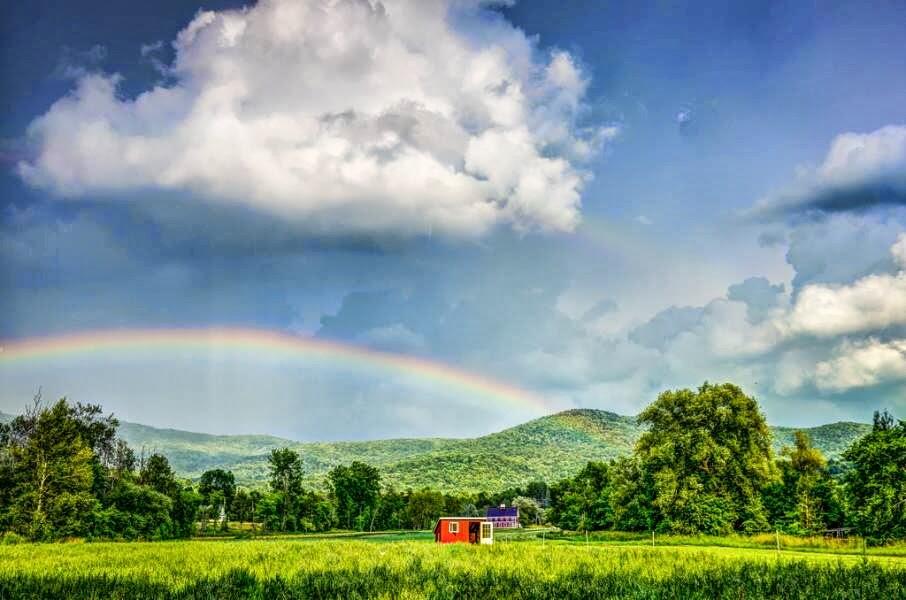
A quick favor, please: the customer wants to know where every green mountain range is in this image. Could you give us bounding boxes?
[1,409,871,492]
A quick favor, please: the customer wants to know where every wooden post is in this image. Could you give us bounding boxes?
[775,529,780,552]
[652,530,655,547]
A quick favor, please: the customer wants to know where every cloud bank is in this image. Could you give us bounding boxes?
[628,233,906,395]
[751,125,906,219]
[815,339,906,393]
[18,0,613,238]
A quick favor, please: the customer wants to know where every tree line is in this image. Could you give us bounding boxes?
[546,383,905,541]
[0,395,546,541]
[0,397,198,540]
[194,456,548,534]
[1,383,902,542]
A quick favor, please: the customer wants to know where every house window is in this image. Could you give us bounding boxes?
[481,523,492,539]
[448,521,459,534]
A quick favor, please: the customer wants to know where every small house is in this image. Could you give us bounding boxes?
[433,517,494,544]
[486,504,520,528]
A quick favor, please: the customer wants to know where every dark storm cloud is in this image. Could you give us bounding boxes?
[628,306,704,351]
[727,277,784,323]
[785,214,905,291]
[749,125,906,221]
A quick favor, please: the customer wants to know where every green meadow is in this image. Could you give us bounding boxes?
[4,387,903,598]
[1,534,904,599]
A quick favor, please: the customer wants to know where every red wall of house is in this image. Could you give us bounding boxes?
[434,519,479,543]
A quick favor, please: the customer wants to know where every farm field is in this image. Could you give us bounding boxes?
[1,535,904,599]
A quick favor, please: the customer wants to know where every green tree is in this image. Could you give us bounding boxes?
[255,492,281,531]
[68,403,121,503]
[512,495,543,526]
[140,454,178,497]
[548,461,613,531]
[170,484,202,538]
[525,480,550,506]
[609,456,657,531]
[298,490,336,532]
[634,382,775,534]
[198,469,236,519]
[374,487,409,530]
[138,454,199,538]
[248,489,263,532]
[843,411,906,540]
[99,480,173,539]
[5,400,97,540]
[111,440,136,481]
[405,488,445,530]
[266,448,304,531]
[328,461,381,530]
[786,431,828,531]
[232,488,254,525]
[764,431,840,533]
[68,403,119,466]
[0,422,18,531]
[0,397,199,541]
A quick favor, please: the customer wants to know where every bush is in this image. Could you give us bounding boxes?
[0,532,25,545]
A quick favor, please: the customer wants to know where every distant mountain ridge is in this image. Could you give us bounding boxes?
[0,408,872,492]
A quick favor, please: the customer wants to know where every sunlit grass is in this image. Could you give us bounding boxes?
[548,530,906,556]
[0,537,903,598]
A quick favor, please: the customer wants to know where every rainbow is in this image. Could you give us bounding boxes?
[0,327,550,413]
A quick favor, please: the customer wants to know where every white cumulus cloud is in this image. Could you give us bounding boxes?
[18,0,613,238]
[815,338,906,392]
[786,233,906,337]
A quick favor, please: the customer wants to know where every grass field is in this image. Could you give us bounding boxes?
[549,530,906,557]
[1,533,904,599]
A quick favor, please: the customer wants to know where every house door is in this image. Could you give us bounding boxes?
[480,522,493,545]
[468,522,480,544]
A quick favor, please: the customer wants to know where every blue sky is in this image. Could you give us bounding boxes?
[2,0,906,439]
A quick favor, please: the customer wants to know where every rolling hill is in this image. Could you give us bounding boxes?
[1,409,872,492]
[112,410,642,491]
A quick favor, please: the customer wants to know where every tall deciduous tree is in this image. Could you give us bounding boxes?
[328,461,381,530]
[267,448,304,531]
[786,431,839,532]
[6,400,97,539]
[405,488,445,530]
[198,469,236,521]
[140,454,178,497]
[843,411,906,540]
[634,382,775,534]
[548,461,613,531]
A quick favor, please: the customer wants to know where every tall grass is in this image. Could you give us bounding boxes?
[550,530,906,556]
[0,539,903,599]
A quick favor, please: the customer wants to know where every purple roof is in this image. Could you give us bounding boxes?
[486,506,518,518]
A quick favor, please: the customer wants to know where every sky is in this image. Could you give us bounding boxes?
[1,0,906,439]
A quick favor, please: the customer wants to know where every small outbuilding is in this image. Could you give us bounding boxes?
[433,517,494,544]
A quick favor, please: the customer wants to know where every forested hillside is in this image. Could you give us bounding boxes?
[0,409,871,492]
[772,422,874,461]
